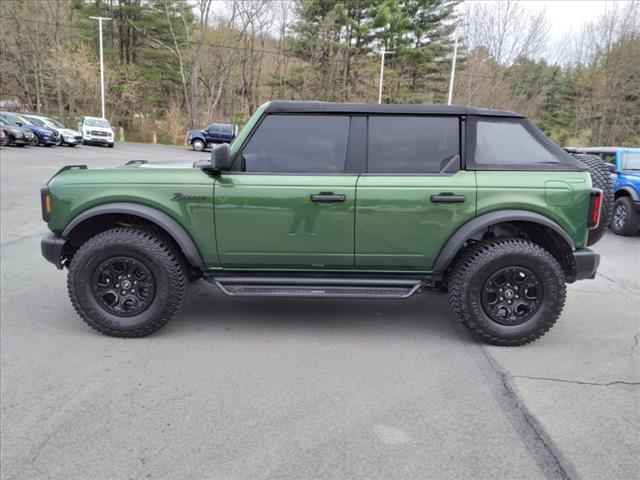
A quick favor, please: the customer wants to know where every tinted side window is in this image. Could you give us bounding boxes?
[241,115,349,173]
[367,116,459,174]
[475,120,559,164]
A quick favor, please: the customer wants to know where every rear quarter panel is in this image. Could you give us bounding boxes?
[476,171,592,248]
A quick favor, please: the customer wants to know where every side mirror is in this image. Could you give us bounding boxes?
[211,143,231,171]
[195,143,232,173]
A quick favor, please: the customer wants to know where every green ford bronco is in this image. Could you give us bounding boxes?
[41,102,611,345]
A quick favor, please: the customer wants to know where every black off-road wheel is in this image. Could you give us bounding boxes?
[447,238,566,346]
[611,196,640,236]
[572,153,614,246]
[68,227,187,337]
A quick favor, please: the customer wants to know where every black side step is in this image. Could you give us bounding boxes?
[205,277,425,299]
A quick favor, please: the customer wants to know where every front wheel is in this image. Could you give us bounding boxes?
[611,196,640,236]
[108,143,114,148]
[68,227,187,337]
[191,139,205,151]
[447,238,566,346]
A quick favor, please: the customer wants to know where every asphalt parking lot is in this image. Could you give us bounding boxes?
[1,142,638,480]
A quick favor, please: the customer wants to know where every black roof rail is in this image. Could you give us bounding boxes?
[124,160,148,166]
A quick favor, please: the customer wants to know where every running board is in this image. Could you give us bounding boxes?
[205,277,425,299]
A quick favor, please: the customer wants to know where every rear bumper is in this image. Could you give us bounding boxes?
[41,233,66,269]
[572,248,600,281]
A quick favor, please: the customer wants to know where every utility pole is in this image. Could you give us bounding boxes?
[376,46,394,104]
[89,16,111,119]
[447,32,459,105]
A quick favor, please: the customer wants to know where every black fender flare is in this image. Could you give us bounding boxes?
[433,210,575,273]
[62,202,204,268]
[190,134,206,145]
[616,186,639,201]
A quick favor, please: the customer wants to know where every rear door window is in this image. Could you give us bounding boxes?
[240,114,350,173]
[367,116,459,174]
[474,120,559,165]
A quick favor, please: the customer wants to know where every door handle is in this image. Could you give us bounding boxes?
[430,194,466,203]
[310,193,346,203]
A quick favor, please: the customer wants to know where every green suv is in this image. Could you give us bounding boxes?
[41,102,608,345]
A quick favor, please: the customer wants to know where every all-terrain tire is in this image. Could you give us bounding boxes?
[611,196,640,236]
[68,227,187,337]
[572,153,614,246]
[446,238,566,346]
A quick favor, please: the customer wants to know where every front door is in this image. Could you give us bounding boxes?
[215,114,357,269]
[355,115,477,271]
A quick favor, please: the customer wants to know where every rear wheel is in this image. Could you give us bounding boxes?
[447,238,566,346]
[191,139,205,151]
[68,227,187,337]
[611,196,640,236]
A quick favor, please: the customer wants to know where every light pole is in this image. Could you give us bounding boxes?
[447,31,459,105]
[89,16,111,119]
[376,46,394,104]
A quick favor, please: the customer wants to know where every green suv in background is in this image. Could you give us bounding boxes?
[40,102,611,345]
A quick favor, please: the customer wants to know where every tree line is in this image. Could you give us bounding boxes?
[1,0,638,147]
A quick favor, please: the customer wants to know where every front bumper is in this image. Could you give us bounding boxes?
[572,248,600,281]
[41,233,66,269]
[633,200,640,212]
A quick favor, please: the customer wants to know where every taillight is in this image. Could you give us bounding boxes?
[41,186,51,222]
[588,188,603,229]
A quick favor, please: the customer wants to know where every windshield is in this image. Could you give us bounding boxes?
[1,114,21,126]
[621,151,640,170]
[85,118,111,128]
[43,117,65,128]
[25,116,47,127]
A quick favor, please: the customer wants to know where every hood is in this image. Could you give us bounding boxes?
[84,125,113,132]
[22,123,57,135]
[60,128,81,136]
[620,170,640,181]
[119,160,196,169]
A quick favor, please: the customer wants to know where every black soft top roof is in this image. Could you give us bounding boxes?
[266,101,523,117]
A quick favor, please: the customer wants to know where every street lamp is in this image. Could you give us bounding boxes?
[376,46,394,104]
[447,31,459,105]
[89,16,111,119]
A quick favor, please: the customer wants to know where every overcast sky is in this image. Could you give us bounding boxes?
[517,0,622,39]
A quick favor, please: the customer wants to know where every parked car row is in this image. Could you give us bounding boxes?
[0,112,115,148]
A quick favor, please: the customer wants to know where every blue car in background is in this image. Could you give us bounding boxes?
[0,111,60,146]
[186,123,236,151]
[571,147,640,236]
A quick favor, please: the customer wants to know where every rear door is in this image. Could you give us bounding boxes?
[214,114,358,269]
[355,115,476,271]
